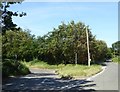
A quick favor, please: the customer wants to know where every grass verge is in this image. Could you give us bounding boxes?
[22,59,102,79]
[57,64,102,79]
[22,60,65,69]
[112,56,120,64]
[3,59,30,78]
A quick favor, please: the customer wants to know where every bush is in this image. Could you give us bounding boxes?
[2,59,30,78]
[112,56,120,63]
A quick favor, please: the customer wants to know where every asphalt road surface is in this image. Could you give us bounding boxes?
[2,62,119,91]
[81,62,118,91]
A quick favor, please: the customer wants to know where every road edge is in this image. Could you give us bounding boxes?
[86,65,107,81]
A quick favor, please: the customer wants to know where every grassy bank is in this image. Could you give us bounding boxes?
[112,56,120,63]
[3,59,30,78]
[22,60,65,69]
[22,59,102,78]
[57,64,102,79]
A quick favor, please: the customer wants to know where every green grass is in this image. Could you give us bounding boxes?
[112,56,120,64]
[22,59,102,78]
[22,59,65,69]
[3,59,30,77]
[57,64,102,78]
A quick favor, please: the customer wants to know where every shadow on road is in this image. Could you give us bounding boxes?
[25,73,57,77]
[101,63,107,66]
[2,75,96,91]
[95,61,108,67]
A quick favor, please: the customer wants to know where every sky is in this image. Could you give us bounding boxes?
[9,2,118,47]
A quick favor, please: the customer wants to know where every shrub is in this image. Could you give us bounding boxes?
[2,59,30,78]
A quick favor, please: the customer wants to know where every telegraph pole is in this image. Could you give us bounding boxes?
[86,26,91,66]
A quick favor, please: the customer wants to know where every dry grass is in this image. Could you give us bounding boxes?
[57,64,102,78]
[22,60,102,78]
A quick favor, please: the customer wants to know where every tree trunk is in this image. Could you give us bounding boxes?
[75,52,77,65]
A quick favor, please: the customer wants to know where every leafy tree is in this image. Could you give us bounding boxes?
[2,19,109,65]
[112,41,120,56]
[0,1,26,34]
[2,29,35,62]
[36,21,108,65]
[91,40,108,62]
[1,1,30,77]
[105,47,113,59]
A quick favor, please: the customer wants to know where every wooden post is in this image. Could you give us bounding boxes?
[86,26,90,66]
[75,52,77,65]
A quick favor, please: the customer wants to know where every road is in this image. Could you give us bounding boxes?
[2,62,119,91]
[82,62,118,90]
[2,68,89,91]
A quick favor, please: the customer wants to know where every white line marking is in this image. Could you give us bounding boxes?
[41,79,48,83]
[86,66,106,81]
[41,78,54,84]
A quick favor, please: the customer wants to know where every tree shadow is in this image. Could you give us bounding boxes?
[95,61,107,67]
[2,73,96,91]
[101,63,107,66]
[25,73,57,77]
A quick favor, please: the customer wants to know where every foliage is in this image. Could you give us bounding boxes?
[112,41,120,56]
[22,59,65,69]
[2,30,33,76]
[91,40,108,61]
[2,29,35,62]
[3,21,109,65]
[23,60,102,78]
[112,56,120,63]
[36,21,108,64]
[2,59,30,77]
[105,48,113,59]
[1,0,114,78]
[0,1,26,34]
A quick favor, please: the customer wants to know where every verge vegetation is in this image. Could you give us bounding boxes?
[22,60,102,78]
[2,59,30,78]
[112,56,120,64]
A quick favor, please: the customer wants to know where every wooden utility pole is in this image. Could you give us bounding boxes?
[86,26,91,66]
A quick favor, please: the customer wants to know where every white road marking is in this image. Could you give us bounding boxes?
[41,78,54,84]
[41,79,48,83]
[86,66,106,81]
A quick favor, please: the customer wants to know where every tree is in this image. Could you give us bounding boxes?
[112,41,120,56]
[36,21,108,65]
[105,47,113,59]
[2,29,35,62]
[1,1,30,77]
[0,1,26,34]
[94,40,108,61]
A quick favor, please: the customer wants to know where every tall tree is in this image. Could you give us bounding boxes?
[36,21,108,65]
[0,1,26,34]
[2,29,35,62]
[112,41,120,56]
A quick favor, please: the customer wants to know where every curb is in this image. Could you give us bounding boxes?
[86,66,107,81]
